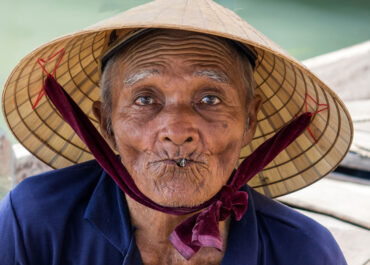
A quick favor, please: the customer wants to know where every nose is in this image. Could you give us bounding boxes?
[158,105,200,146]
[159,123,199,146]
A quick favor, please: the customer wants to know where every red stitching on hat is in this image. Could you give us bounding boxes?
[32,48,65,109]
[303,93,329,143]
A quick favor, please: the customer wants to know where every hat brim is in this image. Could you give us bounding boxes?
[2,0,353,198]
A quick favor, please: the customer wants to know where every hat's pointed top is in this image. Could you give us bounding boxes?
[87,0,286,58]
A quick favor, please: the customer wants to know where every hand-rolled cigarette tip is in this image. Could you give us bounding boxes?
[176,158,187,167]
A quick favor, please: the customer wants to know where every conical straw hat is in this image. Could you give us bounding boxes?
[2,0,353,198]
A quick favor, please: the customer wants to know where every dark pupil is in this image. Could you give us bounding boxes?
[204,96,216,104]
[140,96,152,105]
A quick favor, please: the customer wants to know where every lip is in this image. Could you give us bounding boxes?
[155,159,194,166]
[149,158,205,167]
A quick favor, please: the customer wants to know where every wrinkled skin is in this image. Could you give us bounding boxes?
[93,29,261,264]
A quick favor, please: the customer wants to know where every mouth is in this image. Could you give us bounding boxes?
[150,157,204,168]
[159,158,192,167]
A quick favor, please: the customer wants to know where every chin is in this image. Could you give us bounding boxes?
[136,164,223,207]
[152,189,214,208]
[157,186,213,207]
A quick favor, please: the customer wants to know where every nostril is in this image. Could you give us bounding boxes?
[161,134,196,145]
[185,137,193,142]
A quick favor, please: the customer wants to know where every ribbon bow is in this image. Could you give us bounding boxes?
[169,186,248,259]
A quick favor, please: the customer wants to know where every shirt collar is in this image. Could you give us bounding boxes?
[84,170,134,255]
[221,185,260,265]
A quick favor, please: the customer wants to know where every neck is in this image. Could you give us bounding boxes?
[125,195,230,265]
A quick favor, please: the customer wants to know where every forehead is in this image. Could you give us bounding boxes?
[110,29,240,77]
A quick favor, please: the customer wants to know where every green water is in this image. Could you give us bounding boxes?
[1,0,370,139]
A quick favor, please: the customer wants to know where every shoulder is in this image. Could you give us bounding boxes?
[14,158,103,193]
[3,159,103,229]
[0,160,130,264]
[12,159,102,205]
[249,187,347,265]
[0,159,107,264]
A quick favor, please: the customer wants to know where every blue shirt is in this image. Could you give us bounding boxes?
[0,159,347,264]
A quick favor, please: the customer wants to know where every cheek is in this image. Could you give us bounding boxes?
[200,118,246,176]
[202,116,246,155]
[110,85,155,148]
[111,110,154,167]
[112,100,158,143]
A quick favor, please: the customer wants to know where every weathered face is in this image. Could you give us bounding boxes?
[94,30,260,207]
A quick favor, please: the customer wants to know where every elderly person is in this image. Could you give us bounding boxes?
[0,0,351,264]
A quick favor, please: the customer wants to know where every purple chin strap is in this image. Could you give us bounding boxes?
[42,74,311,259]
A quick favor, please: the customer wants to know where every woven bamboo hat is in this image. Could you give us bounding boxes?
[2,0,353,198]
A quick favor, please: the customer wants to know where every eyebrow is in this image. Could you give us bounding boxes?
[123,69,160,87]
[193,70,229,83]
[123,68,229,87]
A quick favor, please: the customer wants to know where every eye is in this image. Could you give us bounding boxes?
[135,96,154,106]
[200,95,221,105]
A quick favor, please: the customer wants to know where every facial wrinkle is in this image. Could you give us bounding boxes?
[119,34,236,67]
[123,42,232,63]
[123,52,235,83]
[130,32,228,48]
[128,60,232,81]
[131,46,230,61]
[123,33,234,58]
[126,41,233,60]
[121,47,232,71]
[184,59,233,76]
[118,33,237,74]
[128,35,230,49]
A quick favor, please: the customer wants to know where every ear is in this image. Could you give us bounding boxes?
[242,94,262,147]
[92,101,118,150]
